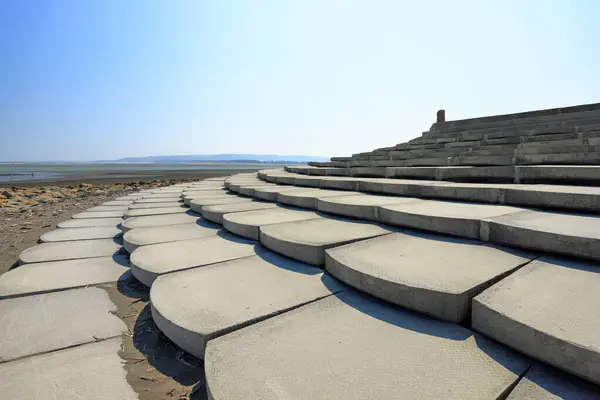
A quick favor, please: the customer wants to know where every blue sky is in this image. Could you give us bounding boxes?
[1,0,599,161]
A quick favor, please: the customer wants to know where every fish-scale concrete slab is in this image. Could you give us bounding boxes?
[123,219,220,252]
[378,199,523,239]
[123,206,189,219]
[484,209,600,261]
[189,196,252,212]
[259,217,394,265]
[278,189,358,209]
[183,188,229,195]
[506,364,600,400]
[325,232,536,322]
[150,188,184,194]
[40,226,122,243]
[57,217,123,228]
[130,233,261,286]
[223,207,321,240]
[19,239,122,265]
[201,202,279,224]
[115,194,144,201]
[205,290,529,400]
[253,185,309,201]
[133,197,184,204]
[472,256,600,385]
[0,287,127,362]
[141,193,182,199]
[0,255,130,299]
[151,252,346,359]
[182,191,233,204]
[128,201,186,209]
[101,200,133,206]
[237,184,276,197]
[87,205,130,212]
[120,211,201,232]
[72,210,125,219]
[317,193,421,221]
[0,338,138,400]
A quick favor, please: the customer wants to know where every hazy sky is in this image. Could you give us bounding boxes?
[1,0,599,161]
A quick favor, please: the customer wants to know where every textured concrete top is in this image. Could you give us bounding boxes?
[474,257,600,352]
[260,217,393,246]
[278,189,359,200]
[380,199,523,219]
[326,232,534,294]
[40,227,122,242]
[318,193,419,206]
[72,210,125,219]
[223,207,320,227]
[57,217,123,228]
[202,202,279,218]
[205,290,529,400]
[128,202,185,209]
[123,220,219,247]
[133,198,184,204]
[120,211,201,231]
[190,197,252,207]
[151,253,345,334]
[123,206,189,219]
[19,239,122,264]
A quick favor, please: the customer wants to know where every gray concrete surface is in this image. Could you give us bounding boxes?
[72,210,126,219]
[120,211,201,232]
[253,185,310,201]
[0,338,138,400]
[150,252,346,359]
[484,209,600,261]
[133,197,184,204]
[0,287,127,362]
[378,199,523,239]
[57,217,123,228]
[40,226,122,243]
[0,255,130,299]
[205,290,529,400]
[278,189,357,209]
[122,219,220,252]
[123,206,190,219]
[325,232,536,322]
[259,217,393,265]
[102,200,133,206]
[472,256,600,385]
[222,207,321,240]
[18,239,122,265]
[506,364,600,399]
[317,193,421,221]
[201,202,279,224]
[189,196,252,212]
[87,205,130,212]
[128,201,186,209]
[130,233,261,286]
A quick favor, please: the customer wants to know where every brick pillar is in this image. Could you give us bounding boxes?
[436,109,446,123]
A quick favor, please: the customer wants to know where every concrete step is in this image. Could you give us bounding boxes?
[183,191,235,205]
[123,206,190,219]
[237,184,276,197]
[122,219,220,253]
[222,207,321,240]
[0,255,130,299]
[120,211,201,232]
[18,239,122,265]
[253,185,311,201]
[150,252,345,359]
[506,364,600,399]
[128,201,186,209]
[130,233,261,286]
[189,196,253,212]
[132,197,184,204]
[205,290,529,400]
[472,256,600,385]
[72,210,125,219]
[87,205,130,212]
[0,338,137,400]
[325,232,535,322]
[277,189,358,209]
[259,217,393,265]
[40,227,123,243]
[0,288,127,362]
[57,217,123,228]
[102,200,133,206]
[201,201,279,224]
[141,193,183,199]
[316,193,420,221]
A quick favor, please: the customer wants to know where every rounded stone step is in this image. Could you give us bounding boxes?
[102,200,133,206]
[183,191,234,205]
[57,217,123,228]
[122,219,220,252]
[506,364,600,400]
[40,227,123,243]
[189,196,252,212]
[150,188,184,194]
[72,210,125,219]
[259,217,393,265]
[253,185,311,201]
[228,182,272,192]
[205,290,529,400]
[317,193,421,221]
[183,188,229,195]
[123,206,190,219]
[484,209,600,261]
[237,184,276,197]
[130,233,261,286]
[128,202,186,209]
[325,232,536,322]
[202,202,279,224]
[0,287,127,362]
[133,197,184,204]
[0,255,130,299]
[19,239,122,265]
[378,200,523,239]
[472,256,600,385]
[278,189,358,209]
[142,192,182,198]
[120,211,201,232]
[116,194,144,201]
[86,205,130,212]
[150,252,346,359]
[223,207,321,240]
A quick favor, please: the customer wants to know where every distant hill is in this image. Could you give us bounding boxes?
[110,154,329,163]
